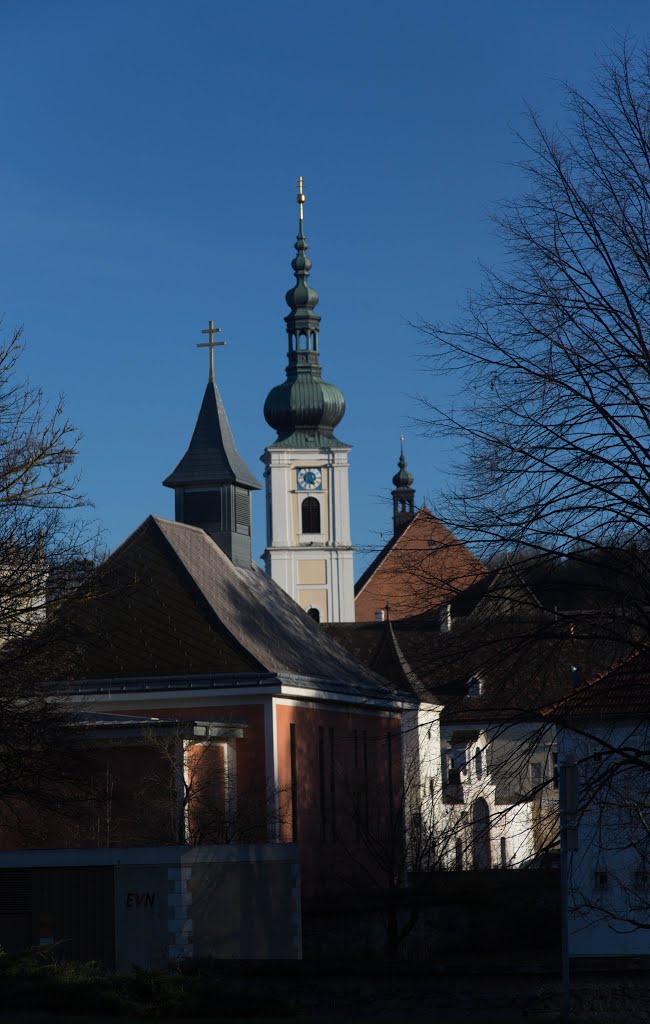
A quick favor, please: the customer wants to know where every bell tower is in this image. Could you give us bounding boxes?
[164,321,261,568]
[392,435,416,536]
[261,180,355,622]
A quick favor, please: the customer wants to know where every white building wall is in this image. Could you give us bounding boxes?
[261,445,355,622]
[559,724,650,957]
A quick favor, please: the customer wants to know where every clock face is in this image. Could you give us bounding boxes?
[297,467,322,491]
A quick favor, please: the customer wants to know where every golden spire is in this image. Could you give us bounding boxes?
[296,175,306,224]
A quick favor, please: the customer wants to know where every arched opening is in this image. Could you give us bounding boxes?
[474,747,483,779]
[472,798,491,870]
[299,332,307,349]
[310,332,317,350]
[307,607,320,622]
[301,496,321,534]
[455,837,463,871]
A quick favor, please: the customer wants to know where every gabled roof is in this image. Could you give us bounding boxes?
[329,615,626,723]
[354,507,486,622]
[324,621,417,696]
[163,380,261,491]
[44,516,403,703]
[545,649,650,719]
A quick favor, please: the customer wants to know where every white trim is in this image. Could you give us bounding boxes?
[264,698,280,841]
[0,843,299,869]
[64,691,279,708]
[224,738,237,840]
[273,697,401,718]
[277,684,415,709]
[63,683,412,713]
[179,738,191,843]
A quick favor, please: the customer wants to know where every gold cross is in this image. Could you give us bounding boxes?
[196,320,226,383]
[296,175,305,222]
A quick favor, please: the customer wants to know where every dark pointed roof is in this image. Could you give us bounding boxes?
[40,516,408,704]
[163,380,261,491]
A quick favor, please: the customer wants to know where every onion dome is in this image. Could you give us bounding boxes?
[392,436,416,536]
[393,449,414,489]
[264,178,347,450]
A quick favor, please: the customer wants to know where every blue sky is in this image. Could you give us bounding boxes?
[0,1,646,571]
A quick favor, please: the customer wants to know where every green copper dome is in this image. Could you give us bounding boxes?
[264,373,346,447]
[264,188,347,450]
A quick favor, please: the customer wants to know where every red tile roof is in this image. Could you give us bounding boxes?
[354,508,486,622]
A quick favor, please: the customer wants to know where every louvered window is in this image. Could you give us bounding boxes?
[301,496,321,534]
[184,490,222,529]
[235,487,250,534]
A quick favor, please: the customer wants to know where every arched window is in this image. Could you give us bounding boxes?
[307,607,320,622]
[301,497,321,534]
[455,838,463,871]
[474,748,483,779]
[472,798,491,870]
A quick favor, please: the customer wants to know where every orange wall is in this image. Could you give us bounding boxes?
[275,703,403,899]
[109,703,268,841]
[0,745,177,851]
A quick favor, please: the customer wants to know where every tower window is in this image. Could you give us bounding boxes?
[301,496,321,534]
[307,607,320,622]
[183,490,222,529]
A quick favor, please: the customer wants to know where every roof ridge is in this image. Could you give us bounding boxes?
[146,517,265,671]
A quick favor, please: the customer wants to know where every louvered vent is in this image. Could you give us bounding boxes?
[235,487,250,533]
[184,490,222,529]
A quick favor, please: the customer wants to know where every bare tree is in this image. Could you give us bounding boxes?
[403,37,650,946]
[0,322,98,835]
[414,35,650,651]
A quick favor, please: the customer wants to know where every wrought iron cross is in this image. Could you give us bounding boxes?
[196,320,226,383]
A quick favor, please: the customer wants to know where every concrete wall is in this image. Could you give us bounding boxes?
[0,843,301,969]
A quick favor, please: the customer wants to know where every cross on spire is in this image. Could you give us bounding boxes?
[296,175,305,223]
[196,320,226,383]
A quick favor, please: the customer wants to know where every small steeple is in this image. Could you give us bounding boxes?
[391,434,415,536]
[264,178,346,449]
[163,322,261,568]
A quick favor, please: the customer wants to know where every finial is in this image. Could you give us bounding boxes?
[296,175,306,225]
[392,435,414,488]
[196,320,226,384]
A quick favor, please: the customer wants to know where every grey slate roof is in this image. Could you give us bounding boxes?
[163,381,261,490]
[49,515,408,705]
[152,516,403,699]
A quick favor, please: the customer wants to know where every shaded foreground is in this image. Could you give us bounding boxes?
[1,949,650,1023]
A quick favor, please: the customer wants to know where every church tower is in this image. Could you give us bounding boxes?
[163,321,261,568]
[392,436,416,536]
[262,181,355,622]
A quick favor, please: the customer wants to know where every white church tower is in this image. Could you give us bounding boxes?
[261,180,355,623]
